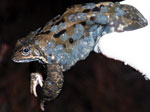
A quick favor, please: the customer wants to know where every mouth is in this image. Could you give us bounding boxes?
[11,56,32,63]
[11,53,32,63]
[11,55,43,63]
[12,59,32,63]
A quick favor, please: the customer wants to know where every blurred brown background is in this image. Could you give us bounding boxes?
[1,0,150,112]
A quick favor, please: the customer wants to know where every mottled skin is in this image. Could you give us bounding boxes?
[40,63,63,110]
[12,2,147,111]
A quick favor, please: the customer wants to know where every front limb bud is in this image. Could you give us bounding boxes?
[40,63,64,111]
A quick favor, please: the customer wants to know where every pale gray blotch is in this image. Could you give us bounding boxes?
[34,49,40,56]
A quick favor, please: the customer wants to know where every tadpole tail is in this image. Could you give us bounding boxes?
[41,63,64,111]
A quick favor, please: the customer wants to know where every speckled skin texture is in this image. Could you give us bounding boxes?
[12,2,147,110]
[40,63,63,110]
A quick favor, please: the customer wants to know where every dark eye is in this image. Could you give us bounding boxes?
[22,47,30,56]
[23,48,29,53]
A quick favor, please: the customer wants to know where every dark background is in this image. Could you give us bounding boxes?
[1,0,150,112]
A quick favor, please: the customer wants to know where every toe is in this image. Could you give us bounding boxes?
[30,72,43,97]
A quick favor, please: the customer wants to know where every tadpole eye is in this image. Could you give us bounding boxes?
[22,47,30,56]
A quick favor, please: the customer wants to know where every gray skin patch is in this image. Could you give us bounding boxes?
[50,25,58,33]
[82,3,96,9]
[72,24,84,40]
[86,20,94,25]
[58,22,66,30]
[94,14,109,24]
[60,33,68,41]
[68,14,76,22]
[100,6,108,13]
[90,26,104,40]
[45,42,54,57]
[77,13,87,21]
[115,6,125,16]
[68,13,87,22]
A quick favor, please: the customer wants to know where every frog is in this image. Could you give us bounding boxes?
[11,2,148,111]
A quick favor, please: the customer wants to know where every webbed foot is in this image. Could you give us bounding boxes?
[30,72,43,97]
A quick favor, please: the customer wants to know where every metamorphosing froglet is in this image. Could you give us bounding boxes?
[12,2,147,111]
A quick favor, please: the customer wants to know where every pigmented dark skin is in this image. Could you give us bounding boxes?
[40,63,63,110]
